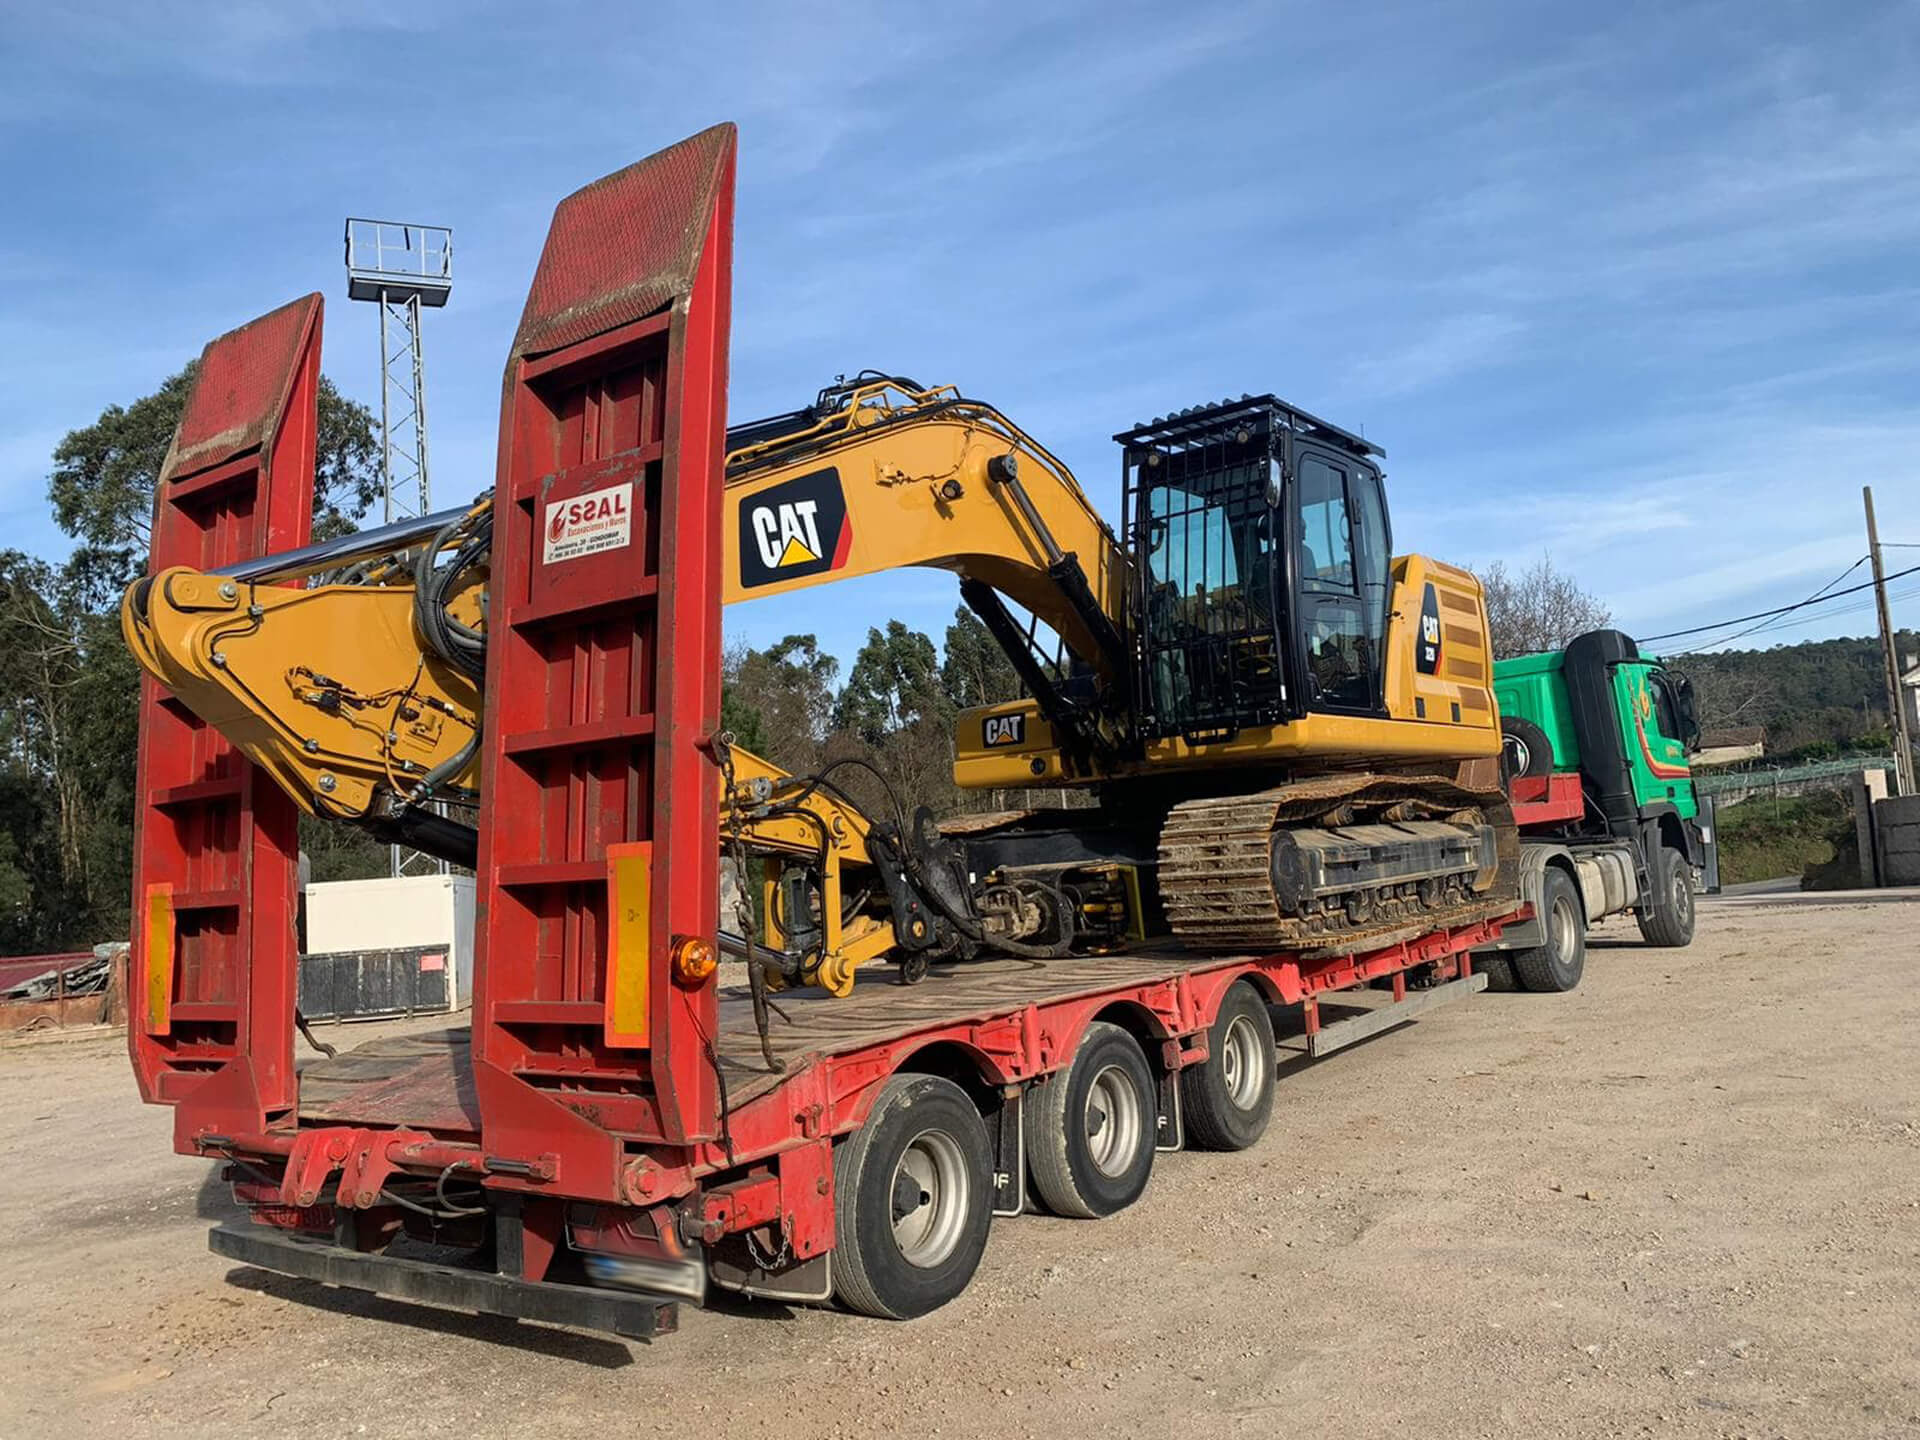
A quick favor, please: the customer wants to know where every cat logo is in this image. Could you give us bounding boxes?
[738,467,851,588]
[1415,582,1443,675]
[983,712,1026,748]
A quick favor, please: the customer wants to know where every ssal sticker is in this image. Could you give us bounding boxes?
[983,712,1026,747]
[1416,582,1443,675]
[418,952,446,972]
[739,467,851,588]
[544,480,633,564]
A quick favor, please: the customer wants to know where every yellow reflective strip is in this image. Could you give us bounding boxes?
[145,883,175,1036]
[604,842,652,1048]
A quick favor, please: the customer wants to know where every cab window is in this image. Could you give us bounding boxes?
[1650,673,1683,742]
[1296,457,1354,593]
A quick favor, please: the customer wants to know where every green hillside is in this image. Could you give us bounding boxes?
[1671,631,1916,759]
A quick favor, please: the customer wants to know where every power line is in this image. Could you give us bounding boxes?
[1641,560,1920,644]
[1689,581,1920,651]
[1678,556,1868,651]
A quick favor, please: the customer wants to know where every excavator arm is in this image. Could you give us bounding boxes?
[726,376,1126,672]
[121,374,1137,992]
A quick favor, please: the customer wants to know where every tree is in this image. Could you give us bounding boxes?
[0,362,385,953]
[941,607,1022,711]
[834,622,951,745]
[1672,631,1919,757]
[1478,555,1612,660]
[48,362,379,591]
[0,555,96,900]
[728,635,839,773]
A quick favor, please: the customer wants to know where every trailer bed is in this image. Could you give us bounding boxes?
[297,917,1509,1129]
[297,949,1232,1128]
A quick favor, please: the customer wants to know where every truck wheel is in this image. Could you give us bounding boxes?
[1637,841,1696,948]
[1476,954,1518,992]
[1500,717,1553,780]
[1028,1022,1155,1218]
[831,1073,993,1319]
[1512,867,1586,992]
[1180,981,1276,1151]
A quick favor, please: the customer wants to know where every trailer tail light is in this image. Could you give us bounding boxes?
[604,842,653,1048]
[671,936,717,986]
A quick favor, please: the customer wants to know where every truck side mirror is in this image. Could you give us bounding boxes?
[1671,673,1701,751]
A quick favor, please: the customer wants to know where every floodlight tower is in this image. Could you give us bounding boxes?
[344,219,452,522]
[345,219,453,876]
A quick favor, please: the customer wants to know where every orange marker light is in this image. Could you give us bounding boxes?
[671,935,718,986]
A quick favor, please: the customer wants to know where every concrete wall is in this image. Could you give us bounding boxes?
[1877,793,1920,886]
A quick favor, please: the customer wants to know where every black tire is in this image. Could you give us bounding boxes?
[1500,717,1554,781]
[1512,866,1587,992]
[1637,840,1696,948]
[1027,1022,1156,1218]
[1180,981,1276,1152]
[831,1073,993,1319]
[1476,954,1519,992]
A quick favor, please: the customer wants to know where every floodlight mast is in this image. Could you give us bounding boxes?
[344,218,454,876]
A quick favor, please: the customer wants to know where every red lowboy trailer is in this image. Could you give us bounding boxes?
[128,124,1523,1333]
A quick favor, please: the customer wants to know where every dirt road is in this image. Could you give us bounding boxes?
[2,894,1916,1439]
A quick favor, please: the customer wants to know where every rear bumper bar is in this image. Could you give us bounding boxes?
[209,1223,677,1339]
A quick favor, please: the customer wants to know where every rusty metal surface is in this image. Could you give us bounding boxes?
[936,809,1043,836]
[0,952,91,991]
[711,947,1282,1110]
[289,913,1511,1134]
[296,1028,480,1133]
[511,123,736,360]
[0,993,117,1035]
[1157,773,1519,952]
[160,293,324,484]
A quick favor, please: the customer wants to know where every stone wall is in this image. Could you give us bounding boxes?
[1876,793,1920,886]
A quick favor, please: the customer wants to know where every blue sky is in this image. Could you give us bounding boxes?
[3,0,1917,672]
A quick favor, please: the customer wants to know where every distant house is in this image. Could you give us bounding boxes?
[1692,726,1766,769]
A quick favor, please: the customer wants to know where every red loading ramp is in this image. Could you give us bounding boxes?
[130,293,322,1149]
[473,124,737,1200]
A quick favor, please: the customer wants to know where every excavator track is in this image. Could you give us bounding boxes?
[1157,773,1519,957]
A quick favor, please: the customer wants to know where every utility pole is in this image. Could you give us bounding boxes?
[1863,485,1916,796]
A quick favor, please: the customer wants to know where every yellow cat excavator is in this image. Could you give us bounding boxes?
[126,367,1512,996]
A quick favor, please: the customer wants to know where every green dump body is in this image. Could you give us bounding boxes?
[1493,643,1698,822]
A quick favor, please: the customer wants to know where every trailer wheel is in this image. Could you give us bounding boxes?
[1636,841,1696,948]
[1028,1022,1156,1218]
[831,1073,993,1319]
[1512,867,1586,992]
[1181,981,1276,1151]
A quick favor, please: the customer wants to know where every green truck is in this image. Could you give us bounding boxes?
[1477,628,1714,992]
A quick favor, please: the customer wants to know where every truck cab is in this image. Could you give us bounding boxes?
[1479,629,1713,992]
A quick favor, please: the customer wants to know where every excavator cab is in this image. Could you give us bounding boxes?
[1119,397,1391,741]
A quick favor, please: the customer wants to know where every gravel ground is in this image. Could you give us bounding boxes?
[1,892,1916,1439]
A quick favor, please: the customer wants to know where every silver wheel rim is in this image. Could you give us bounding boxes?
[1549,893,1578,962]
[1084,1063,1145,1178]
[1674,868,1691,921]
[1504,735,1530,773]
[1220,1014,1264,1110]
[889,1128,970,1269]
